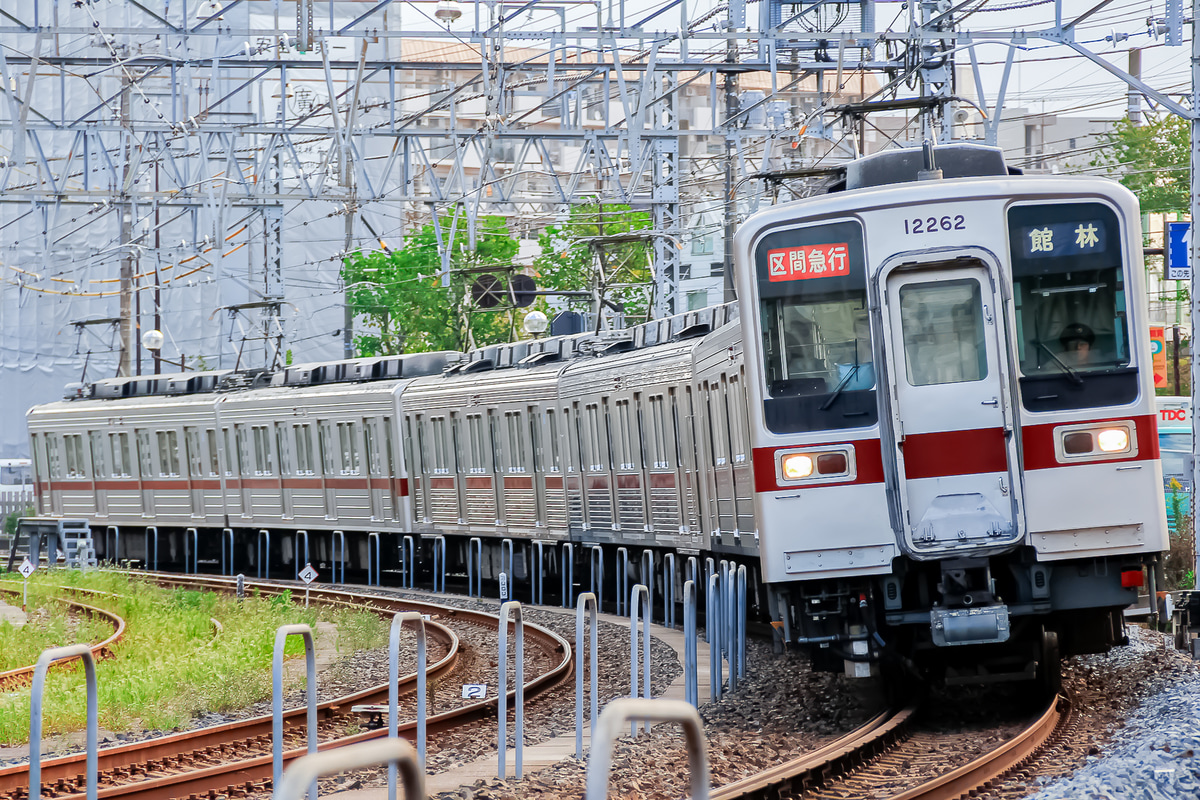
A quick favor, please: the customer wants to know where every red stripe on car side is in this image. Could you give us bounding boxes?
[752,439,885,493]
[1021,413,1160,470]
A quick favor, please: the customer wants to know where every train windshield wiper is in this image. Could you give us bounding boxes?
[820,363,861,411]
[1037,342,1084,386]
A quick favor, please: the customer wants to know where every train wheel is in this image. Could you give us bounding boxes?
[1038,629,1062,696]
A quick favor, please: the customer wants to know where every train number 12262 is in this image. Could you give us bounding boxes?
[904,215,966,234]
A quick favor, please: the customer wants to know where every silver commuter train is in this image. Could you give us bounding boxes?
[26,145,1167,682]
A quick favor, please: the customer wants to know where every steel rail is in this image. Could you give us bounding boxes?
[888,695,1067,800]
[0,575,573,800]
[0,591,126,692]
[711,705,919,800]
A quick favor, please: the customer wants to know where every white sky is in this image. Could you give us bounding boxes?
[391,0,1191,120]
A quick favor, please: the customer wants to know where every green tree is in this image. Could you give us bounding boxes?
[533,201,655,323]
[341,214,520,354]
[1092,114,1189,214]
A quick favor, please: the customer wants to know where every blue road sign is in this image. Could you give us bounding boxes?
[1168,221,1191,281]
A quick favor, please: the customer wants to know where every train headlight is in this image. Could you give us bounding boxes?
[776,446,856,485]
[1054,420,1137,463]
[782,454,814,479]
[1097,428,1130,453]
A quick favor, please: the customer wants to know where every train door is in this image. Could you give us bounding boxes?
[583,401,616,533]
[275,422,294,520]
[612,397,647,537]
[565,404,589,535]
[89,431,108,518]
[728,372,757,539]
[675,387,701,537]
[499,409,537,531]
[184,427,204,519]
[135,429,155,518]
[317,421,336,520]
[644,393,681,539]
[880,260,1023,557]
[363,417,385,521]
[406,415,429,525]
[382,416,401,523]
[541,408,569,533]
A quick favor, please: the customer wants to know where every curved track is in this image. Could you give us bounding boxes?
[0,591,126,693]
[714,695,1066,800]
[0,575,572,800]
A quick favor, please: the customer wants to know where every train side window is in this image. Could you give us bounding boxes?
[431,417,448,474]
[382,417,396,476]
[225,428,241,476]
[63,434,85,478]
[29,434,43,482]
[898,279,988,386]
[46,435,62,479]
[337,421,360,475]
[614,400,635,470]
[709,384,729,467]
[235,426,251,476]
[185,428,204,478]
[504,411,525,473]
[206,430,221,476]
[116,433,132,478]
[583,404,602,471]
[363,418,382,476]
[546,409,561,472]
[488,412,503,474]
[728,377,748,464]
[317,422,335,476]
[250,425,273,476]
[528,408,543,473]
[294,425,314,475]
[89,432,107,479]
[156,430,180,477]
[275,423,292,476]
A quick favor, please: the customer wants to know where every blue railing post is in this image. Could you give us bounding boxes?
[272,624,318,800]
[575,592,599,758]
[221,528,234,575]
[257,529,271,579]
[143,526,158,571]
[294,530,309,581]
[683,580,698,706]
[367,532,381,586]
[663,552,677,628]
[388,612,427,798]
[616,547,629,615]
[589,544,604,610]
[331,530,345,584]
[104,526,119,565]
[185,528,198,574]
[560,542,575,608]
[30,645,98,800]
[467,537,482,597]
[400,535,414,589]
[498,601,525,778]
[629,584,652,735]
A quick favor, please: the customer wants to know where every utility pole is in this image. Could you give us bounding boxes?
[1190,0,1200,583]
[721,2,742,303]
[118,76,134,378]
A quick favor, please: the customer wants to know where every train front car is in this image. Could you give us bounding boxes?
[734,145,1169,684]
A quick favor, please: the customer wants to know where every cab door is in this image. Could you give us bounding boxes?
[880,258,1023,557]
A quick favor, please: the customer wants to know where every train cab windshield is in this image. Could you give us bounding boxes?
[754,220,878,433]
[1008,201,1135,412]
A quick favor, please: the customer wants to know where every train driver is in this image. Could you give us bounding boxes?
[1059,322,1095,367]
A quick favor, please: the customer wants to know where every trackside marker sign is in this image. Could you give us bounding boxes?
[767,243,851,282]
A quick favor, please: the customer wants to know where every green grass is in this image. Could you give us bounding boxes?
[0,570,389,744]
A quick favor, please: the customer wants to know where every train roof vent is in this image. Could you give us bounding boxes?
[91,377,132,399]
[460,358,495,374]
[400,351,456,377]
[518,350,561,367]
[600,339,635,355]
[369,357,404,380]
[841,143,1014,191]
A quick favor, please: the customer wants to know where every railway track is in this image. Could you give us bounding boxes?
[0,575,572,800]
[713,695,1069,800]
[0,591,126,693]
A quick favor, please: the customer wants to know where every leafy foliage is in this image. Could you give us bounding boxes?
[1092,114,1189,214]
[532,201,655,322]
[342,214,521,354]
